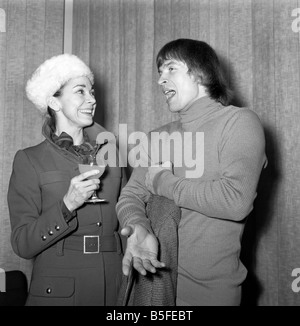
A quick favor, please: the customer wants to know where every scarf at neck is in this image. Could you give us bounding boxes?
[51,131,98,163]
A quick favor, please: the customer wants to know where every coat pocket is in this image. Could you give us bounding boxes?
[27,276,75,306]
[39,171,70,204]
[40,171,70,186]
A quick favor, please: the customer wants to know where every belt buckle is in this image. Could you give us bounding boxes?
[83,235,99,254]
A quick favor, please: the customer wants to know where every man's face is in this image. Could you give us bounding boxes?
[158,59,203,113]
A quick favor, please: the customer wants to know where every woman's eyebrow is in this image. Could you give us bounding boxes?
[73,84,86,89]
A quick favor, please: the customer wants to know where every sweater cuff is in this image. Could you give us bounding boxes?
[125,216,153,235]
[152,170,178,200]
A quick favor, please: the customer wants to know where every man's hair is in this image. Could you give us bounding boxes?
[156,38,232,106]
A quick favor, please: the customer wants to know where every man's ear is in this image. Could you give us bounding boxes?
[197,83,208,97]
[190,73,201,84]
[48,96,62,112]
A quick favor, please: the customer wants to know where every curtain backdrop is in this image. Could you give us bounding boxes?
[72,0,300,306]
[0,0,64,286]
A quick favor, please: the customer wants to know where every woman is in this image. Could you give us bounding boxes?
[7,54,126,306]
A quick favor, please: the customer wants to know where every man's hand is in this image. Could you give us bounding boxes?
[145,161,173,193]
[121,224,165,276]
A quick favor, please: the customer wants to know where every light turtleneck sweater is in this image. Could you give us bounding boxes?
[116,96,267,306]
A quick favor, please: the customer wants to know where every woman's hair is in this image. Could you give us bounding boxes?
[156,38,232,106]
[47,89,62,133]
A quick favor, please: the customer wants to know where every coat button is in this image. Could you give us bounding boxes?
[96,222,102,226]
[41,235,47,241]
[48,230,54,235]
[55,225,60,231]
[46,288,52,294]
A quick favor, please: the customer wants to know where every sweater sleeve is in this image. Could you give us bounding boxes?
[152,109,267,221]
[116,131,154,232]
[116,165,153,232]
[7,150,78,259]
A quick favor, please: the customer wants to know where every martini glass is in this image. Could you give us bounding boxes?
[78,153,106,203]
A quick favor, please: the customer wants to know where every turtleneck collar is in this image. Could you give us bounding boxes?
[179,95,220,125]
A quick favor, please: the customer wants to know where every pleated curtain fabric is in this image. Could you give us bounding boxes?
[0,0,64,287]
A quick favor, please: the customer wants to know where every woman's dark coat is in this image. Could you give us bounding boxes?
[7,121,127,306]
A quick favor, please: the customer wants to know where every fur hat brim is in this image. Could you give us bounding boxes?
[26,54,94,113]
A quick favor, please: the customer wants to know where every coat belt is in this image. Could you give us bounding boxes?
[61,232,121,254]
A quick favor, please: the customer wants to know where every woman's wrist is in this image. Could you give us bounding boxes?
[62,197,77,222]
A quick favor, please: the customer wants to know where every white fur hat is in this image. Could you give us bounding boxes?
[26,53,94,113]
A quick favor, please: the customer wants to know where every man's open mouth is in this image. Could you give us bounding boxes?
[163,89,176,100]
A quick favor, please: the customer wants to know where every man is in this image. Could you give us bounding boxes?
[116,39,267,306]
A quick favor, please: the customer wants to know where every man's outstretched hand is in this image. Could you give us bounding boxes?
[121,224,165,276]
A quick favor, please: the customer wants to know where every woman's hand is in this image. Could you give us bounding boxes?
[63,170,100,212]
